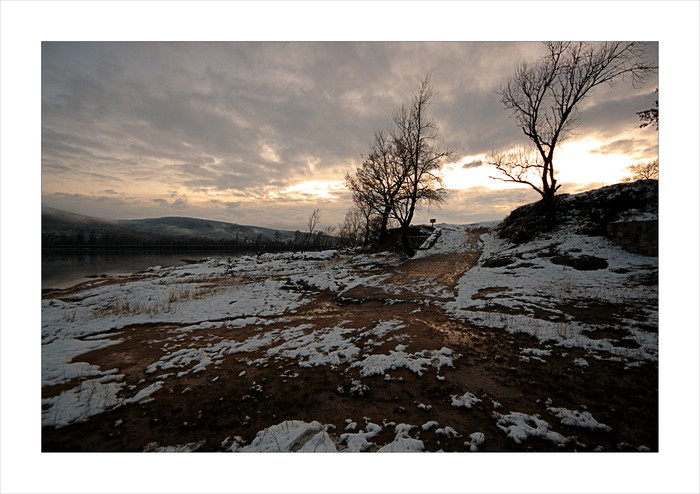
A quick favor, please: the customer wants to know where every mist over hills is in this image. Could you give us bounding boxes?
[42,207,299,247]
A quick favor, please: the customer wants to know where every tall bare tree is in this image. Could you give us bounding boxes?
[346,128,408,243]
[347,75,453,256]
[493,42,656,205]
[391,75,453,256]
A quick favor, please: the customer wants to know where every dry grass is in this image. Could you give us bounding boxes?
[93,283,224,318]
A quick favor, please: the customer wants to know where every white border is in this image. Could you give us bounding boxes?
[2,2,698,493]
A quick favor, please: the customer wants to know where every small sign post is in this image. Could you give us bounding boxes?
[430,218,436,230]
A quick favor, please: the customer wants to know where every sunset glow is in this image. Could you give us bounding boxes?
[278,180,347,200]
[35,41,658,229]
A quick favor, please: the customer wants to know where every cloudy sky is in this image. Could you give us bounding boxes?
[41,40,658,231]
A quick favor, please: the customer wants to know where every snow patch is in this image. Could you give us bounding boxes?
[547,406,612,431]
[451,392,481,409]
[496,412,568,446]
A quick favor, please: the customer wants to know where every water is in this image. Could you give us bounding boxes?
[41,249,244,290]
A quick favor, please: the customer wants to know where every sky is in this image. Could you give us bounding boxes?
[41,40,659,231]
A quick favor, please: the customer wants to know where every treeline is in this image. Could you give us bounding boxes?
[42,229,336,250]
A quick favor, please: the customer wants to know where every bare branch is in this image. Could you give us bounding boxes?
[495,41,656,203]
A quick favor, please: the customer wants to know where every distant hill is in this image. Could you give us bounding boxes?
[120,216,295,241]
[42,207,299,248]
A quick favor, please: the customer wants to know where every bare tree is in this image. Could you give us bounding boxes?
[622,159,658,182]
[489,145,549,195]
[303,208,321,252]
[391,75,453,256]
[494,42,656,205]
[337,206,364,248]
[345,130,406,242]
[347,75,452,256]
[346,127,409,244]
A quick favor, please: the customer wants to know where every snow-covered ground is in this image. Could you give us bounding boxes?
[41,216,658,452]
[445,227,658,365]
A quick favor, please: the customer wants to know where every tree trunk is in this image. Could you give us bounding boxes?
[378,206,391,244]
[400,224,415,257]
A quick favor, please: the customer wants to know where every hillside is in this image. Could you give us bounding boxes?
[498,179,658,247]
[42,207,297,247]
[41,181,658,454]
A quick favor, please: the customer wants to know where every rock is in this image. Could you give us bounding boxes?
[550,254,608,271]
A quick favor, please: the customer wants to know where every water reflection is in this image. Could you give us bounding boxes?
[41,249,242,289]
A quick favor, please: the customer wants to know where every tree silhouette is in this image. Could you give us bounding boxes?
[637,88,659,130]
[622,159,658,182]
[347,75,453,256]
[493,42,656,205]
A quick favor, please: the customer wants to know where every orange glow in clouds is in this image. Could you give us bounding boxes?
[443,136,655,192]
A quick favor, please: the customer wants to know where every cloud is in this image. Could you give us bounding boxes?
[171,197,189,209]
[462,159,484,169]
[41,41,659,228]
[589,138,658,159]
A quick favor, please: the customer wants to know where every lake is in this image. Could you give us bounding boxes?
[41,249,245,290]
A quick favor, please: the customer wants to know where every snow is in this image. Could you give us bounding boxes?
[467,432,486,451]
[547,406,612,431]
[445,227,658,362]
[123,381,164,404]
[351,345,456,377]
[377,434,424,452]
[144,440,205,452]
[414,223,494,259]
[339,422,382,452]
[435,426,459,438]
[495,412,568,446]
[238,420,330,452]
[298,431,338,452]
[42,376,125,428]
[377,423,425,452]
[451,391,481,409]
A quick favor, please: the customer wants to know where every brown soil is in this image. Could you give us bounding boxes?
[42,228,658,452]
